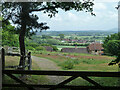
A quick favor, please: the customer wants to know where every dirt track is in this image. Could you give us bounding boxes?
[32,56,66,86]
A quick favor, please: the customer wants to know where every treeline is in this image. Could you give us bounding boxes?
[29,35,90,46]
[59,43,89,46]
[1,30,58,51]
[2,30,19,47]
[37,31,116,36]
[29,35,62,45]
[2,30,89,48]
[26,43,58,51]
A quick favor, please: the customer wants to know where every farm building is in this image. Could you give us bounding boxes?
[87,42,104,55]
[61,48,88,54]
[43,46,53,52]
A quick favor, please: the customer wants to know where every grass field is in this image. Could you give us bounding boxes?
[33,51,119,87]
[3,51,120,89]
[54,45,86,50]
[33,51,117,71]
[52,35,105,41]
[52,35,105,38]
[3,56,48,90]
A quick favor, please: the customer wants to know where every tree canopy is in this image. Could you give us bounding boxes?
[103,33,120,65]
[2,19,19,47]
[59,34,64,39]
[2,2,95,37]
[2,1,95,69]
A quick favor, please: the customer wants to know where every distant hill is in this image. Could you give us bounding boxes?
[107,28,118,33]
[36,29,118,36]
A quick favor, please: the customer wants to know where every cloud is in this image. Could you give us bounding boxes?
[68,12,77,20]
[95,0,119,2]
[51,14,62,21]
[34,2,117,31]
[108,11,118,19]
[94,3,107,10]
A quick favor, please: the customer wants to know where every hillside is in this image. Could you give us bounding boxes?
[36,30,117,36]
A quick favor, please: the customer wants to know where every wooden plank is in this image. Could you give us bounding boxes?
[2,48,5,71]
[5,73,35,90]
[57,76,79,85]
[3,84,120,89]
[5,65,29,69]
[3,70,120,77]
[5,65,19,68]
[27,52,32,70]
[49,75,79,90]
[2,48,5,79]
[6,53,21,56]
[81,76,102,88]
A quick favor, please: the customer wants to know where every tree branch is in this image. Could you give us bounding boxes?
[29,5,60,13]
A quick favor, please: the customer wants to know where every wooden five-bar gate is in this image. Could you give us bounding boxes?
[1,48,120,90]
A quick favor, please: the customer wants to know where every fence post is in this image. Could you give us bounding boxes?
[118,63,120,86]
[28,52,32,70]
[1,48,5,79]
[2,48,5,71]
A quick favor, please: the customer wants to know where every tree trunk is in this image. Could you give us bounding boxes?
[18,22,26,70]
[18,3,27,70]
[19,33,26,70]
[118,56,120,86]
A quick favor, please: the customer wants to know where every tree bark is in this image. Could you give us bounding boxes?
[118,56,120,86]
[19,31,26,70]
[18,3,27,70]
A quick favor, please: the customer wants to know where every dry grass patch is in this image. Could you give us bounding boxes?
[3,55,49,90]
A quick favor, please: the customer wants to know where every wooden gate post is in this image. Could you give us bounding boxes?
[1,48,5,78]
[118,63,120,86]
[28,52,32,70]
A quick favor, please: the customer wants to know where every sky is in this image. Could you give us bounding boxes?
[34,0,118,31]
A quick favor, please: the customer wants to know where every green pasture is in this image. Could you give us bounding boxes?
[33,51,119,86]
[52,35,105,39]
[33,52,117,71]
[3,51,119,89]
[53,45,86,50]
[3,56,48,90]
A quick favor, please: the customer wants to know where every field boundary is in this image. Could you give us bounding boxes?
[3,70,120,90]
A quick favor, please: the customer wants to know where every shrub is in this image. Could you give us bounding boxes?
[60,59,74,69]
[82,60,90,64]
[73,59,80,64]
[46,39,62,45]
[80,59,92,64]
[26,46,35,50]
[35,46,46,51]
[26,42,39,48]
[40,43,50,46]
[50,46,58,51]
[40,43,58,51]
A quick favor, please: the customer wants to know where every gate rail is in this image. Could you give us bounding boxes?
[1,48,32,70]
[3,70,120,90]
[2,48,120,90]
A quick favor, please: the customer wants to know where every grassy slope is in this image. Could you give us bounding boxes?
[33,51,119,86]
[33,51,117,71]
[54,45,86,51]
[3,52,119,88]
[52,35,105,39]
[3,56,48,90]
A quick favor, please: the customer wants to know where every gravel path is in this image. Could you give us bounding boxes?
[32,56,66,89]
[32,56,61,70]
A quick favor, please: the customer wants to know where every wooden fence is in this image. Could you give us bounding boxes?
[1,48,32,70]
[2,70,120,90]
[1,48,120,90]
